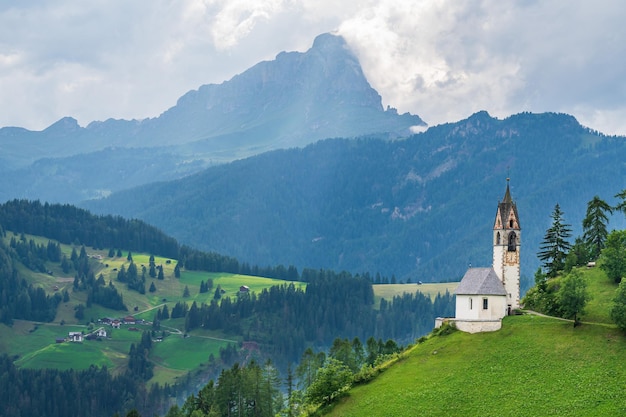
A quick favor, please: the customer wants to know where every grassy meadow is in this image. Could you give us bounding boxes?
[327,314,626,416]
[372,282,458,308]
[0,232,307,384]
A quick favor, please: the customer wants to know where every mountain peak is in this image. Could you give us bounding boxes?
[164,32,423,147]
[311,32,349,52]
[44,117,81,134]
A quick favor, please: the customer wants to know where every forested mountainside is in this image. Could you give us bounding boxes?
[85,111,626,287]
[0,34,422,203]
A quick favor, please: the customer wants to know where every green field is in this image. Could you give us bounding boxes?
[327,314,626,416]
[325,267,626,416]
[583,265,616,323]
[16,339,115,370]
[373,282,458,307]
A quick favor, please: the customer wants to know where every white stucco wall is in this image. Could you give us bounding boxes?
[503,263,520,309]
[455,319,502,333]
[433,318,502,333]
[456,294,507,321]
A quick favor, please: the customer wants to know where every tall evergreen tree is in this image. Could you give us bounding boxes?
[615,189,626,218]
[149,254,157,278]
[582,195,612,259]
[538,203,572,277]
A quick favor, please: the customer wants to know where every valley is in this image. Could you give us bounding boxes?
[2,270,453,386]
[0,22,625,417]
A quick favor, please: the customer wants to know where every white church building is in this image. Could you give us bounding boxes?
[436,181,521,333]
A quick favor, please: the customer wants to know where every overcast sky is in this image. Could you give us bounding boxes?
[1,0,625,135]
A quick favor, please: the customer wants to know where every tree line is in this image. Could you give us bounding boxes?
[524,189,626,327]
[0,353,177,417]
[151,271,453,366]
[133,332,420,417]
[0,233,63,324]
[0,200,411,286]
[0,199,179,258]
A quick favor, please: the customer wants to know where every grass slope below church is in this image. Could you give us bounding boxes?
[327,266,625,416]
[328,315,626,416]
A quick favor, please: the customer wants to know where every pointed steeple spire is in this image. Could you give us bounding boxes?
[495,178,520,230]
[502,178,512,204]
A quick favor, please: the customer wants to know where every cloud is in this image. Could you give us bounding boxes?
[337,0,626,132]
[0,0,625,135]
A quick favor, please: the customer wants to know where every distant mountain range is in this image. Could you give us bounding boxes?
[84,111,626,287]
[3,32,626,287]
[0,33,422,202]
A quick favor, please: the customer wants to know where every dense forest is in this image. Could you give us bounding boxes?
[153,271,453,365]
[84,112,626,286]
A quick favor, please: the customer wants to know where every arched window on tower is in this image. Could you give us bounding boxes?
[508,232,517,252]
[496,232,501,245]
[509,219,514,228]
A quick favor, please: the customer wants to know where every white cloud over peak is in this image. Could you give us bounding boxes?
[0,0,625,135]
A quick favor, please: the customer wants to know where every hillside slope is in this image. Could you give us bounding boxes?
[324,264,625,416]
[327,314,625,416]
[84,111,626,284]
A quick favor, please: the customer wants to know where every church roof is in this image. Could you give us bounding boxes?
[455,267,507,296]
[496,181,520,229]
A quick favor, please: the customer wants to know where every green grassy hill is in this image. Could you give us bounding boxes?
[324,267,626,416]
[0,232,306,385]
[372,282,458,308]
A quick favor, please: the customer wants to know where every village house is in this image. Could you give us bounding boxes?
[68,332,83,342]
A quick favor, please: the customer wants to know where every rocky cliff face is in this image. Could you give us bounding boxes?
[0,33,424,202]
[145,33,423,147]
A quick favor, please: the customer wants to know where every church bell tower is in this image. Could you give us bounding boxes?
[492,179,520,311]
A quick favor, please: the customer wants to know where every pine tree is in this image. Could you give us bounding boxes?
[615,189,626,218]
[538,203,572,277]
[582,195,612,260]
[161,304,170,319]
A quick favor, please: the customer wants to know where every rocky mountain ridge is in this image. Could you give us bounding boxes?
[0,33,422,202]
